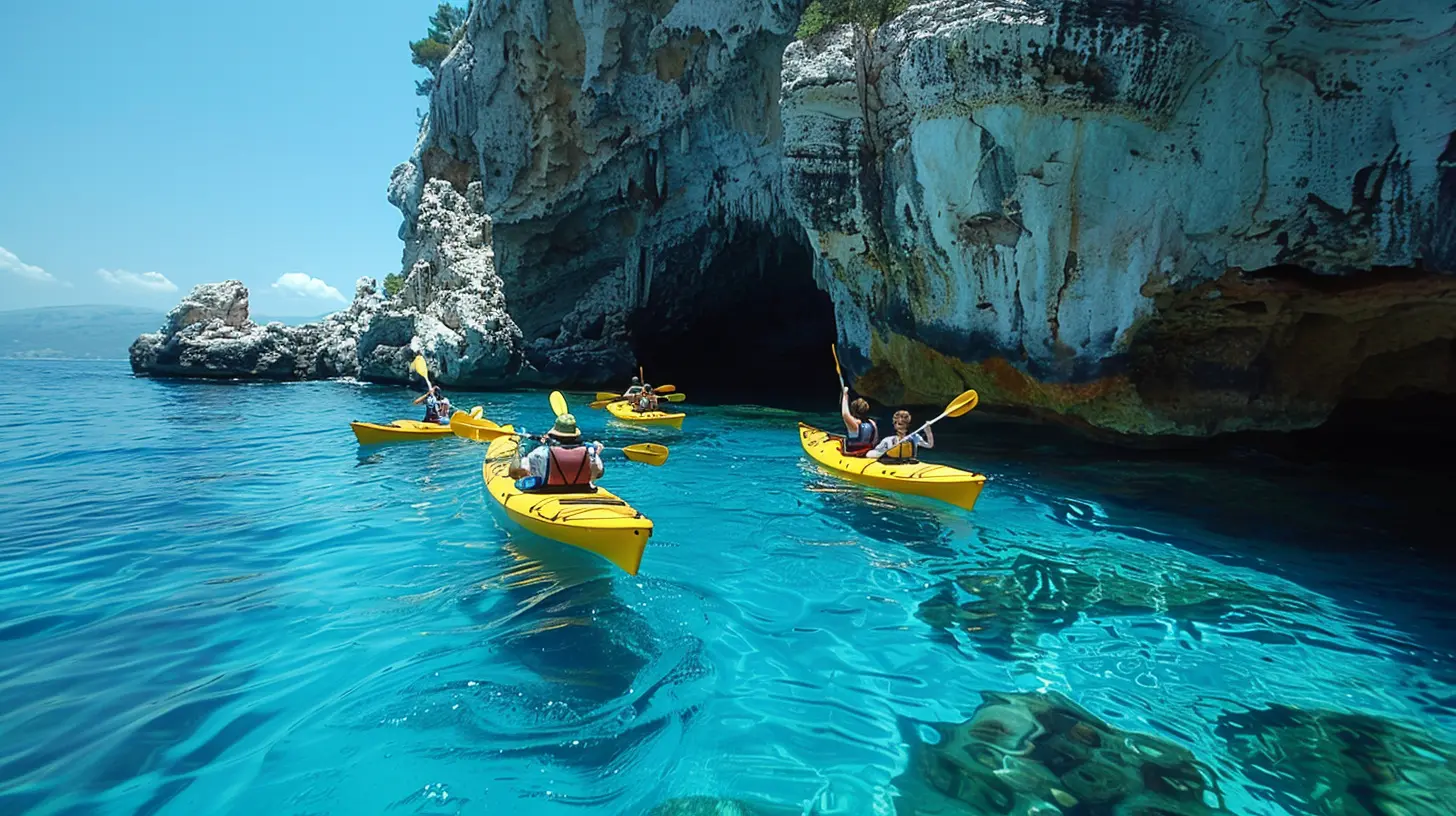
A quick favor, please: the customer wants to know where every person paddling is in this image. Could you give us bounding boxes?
[840,387,878,455]
[622,376,644,398]
[866,410,933,463]
[508,414,604,493]
[633,384,660,413]
[413,385,452,425]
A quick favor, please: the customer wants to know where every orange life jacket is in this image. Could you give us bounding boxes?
[544,445,595,492]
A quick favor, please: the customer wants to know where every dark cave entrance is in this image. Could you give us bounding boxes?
[627,232,840,407]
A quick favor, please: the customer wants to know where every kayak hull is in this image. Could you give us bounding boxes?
[606,400,685,428]
[798,423,986,511]
[484,430,653,575]
[351,419,454,445]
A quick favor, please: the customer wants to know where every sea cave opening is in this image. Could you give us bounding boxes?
[627,231,840,407]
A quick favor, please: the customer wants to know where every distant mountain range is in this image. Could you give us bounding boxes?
[0,305,330,360]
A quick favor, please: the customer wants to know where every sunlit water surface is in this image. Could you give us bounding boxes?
[2,360,1453,815]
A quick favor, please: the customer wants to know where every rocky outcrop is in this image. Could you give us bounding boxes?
[129,279,382,380]
[782,0,1456,435]
[383,0,1455,436]
[134,182,523,386]
[359,178,524,385]
[895,690,1227,814]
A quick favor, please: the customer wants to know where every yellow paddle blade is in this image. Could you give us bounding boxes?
[945,389,980,418]
[588,398,618,410]
[410,355,429,379]
[450,411,509,442]
[549,391,568,417]
[620,443,669,466]
[654,384,676,394]
[663,393,686,403]
[470,406,483,418]
[595,392,620,402]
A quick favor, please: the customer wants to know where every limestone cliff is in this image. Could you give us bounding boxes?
[387,0,1455,436]
[781,0,1456,435]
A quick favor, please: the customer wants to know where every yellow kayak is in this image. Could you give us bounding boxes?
[483,429,653,575]
[606,399,685,428]
[798,423,986,511]
[351,419,454,445]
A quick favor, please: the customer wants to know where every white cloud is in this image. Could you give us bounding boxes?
[271,272,345,303]
[0,246,57,283]
[97,268,178,293]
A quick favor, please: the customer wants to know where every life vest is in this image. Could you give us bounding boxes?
[845,418,878,454]
[542,445,595,493]
[423,397,447,423]
[881,436,917,463]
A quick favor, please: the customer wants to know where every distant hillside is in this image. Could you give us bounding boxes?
[0,305,166,360]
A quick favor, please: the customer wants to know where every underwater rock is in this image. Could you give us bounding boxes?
[917,551,1314,659]
[896,690,1227,814]
[358,178,525,386]
[783,0,1456,436]
[1218,704,1456,814]
[129,279,382,380]
[647,796,761,816]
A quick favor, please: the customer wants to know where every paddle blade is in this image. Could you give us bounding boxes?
[654,384,676,394]
[410,355,429,380]
[663,393,686,402]
[450,412,510,442]
[589,397,624,410]
[620,443,669,466]
[595,392,620,402]
[945,389,980,418]
[549,391,568,417]
[470,405,483,418]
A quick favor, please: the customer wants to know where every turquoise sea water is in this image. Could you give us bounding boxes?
[2,359,1454,815]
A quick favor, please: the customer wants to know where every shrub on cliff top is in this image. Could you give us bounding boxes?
[383,273,405,299]
[796,0,909,39]
[410,3,467,96]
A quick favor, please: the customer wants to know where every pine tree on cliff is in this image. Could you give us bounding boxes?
[410,3,467,97]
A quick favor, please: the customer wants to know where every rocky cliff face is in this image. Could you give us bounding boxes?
[385,0,1455,435]
[781,0,1456,435]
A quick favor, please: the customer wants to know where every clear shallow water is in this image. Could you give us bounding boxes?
[2,360,1454,815]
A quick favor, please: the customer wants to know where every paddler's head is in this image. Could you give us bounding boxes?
[547,413,582,444]
[850,398,870,420]
[631,376,640,386]
[892,410,912,435]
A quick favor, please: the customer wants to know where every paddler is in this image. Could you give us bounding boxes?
[633,385,660,413]
[621,376,644,398]
[865,409,933,463]
[412,385,452,425]
[840,387,879,456]
[508,413,604,493]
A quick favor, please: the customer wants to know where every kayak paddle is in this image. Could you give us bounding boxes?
[595,391,620,402]
[549,391,569,418]
[908,389,979,438]
[455,414,670,465]
[411,354,433,393]
[588,392,685,409]
[832,344,845,392]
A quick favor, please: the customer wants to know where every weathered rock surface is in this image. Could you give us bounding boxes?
[895,690,1227,814]
[129,279,382,380]
[782,0,1456,435]
[386,0,1455,435]
[360,178,524,386]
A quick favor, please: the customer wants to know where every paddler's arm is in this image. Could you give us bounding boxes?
[864,436,894,460]
[840,387,860,433]
[507,439,533,479]
[919,426,934,449]
[589,442,604,479]
[412,392,429,405]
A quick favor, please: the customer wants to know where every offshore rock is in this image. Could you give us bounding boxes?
[360,179,524,386]
[895,690,1227,814]
[782,0,1456,435]
[129,279,382,380]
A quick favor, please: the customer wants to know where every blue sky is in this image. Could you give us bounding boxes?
[0,0,445,314]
